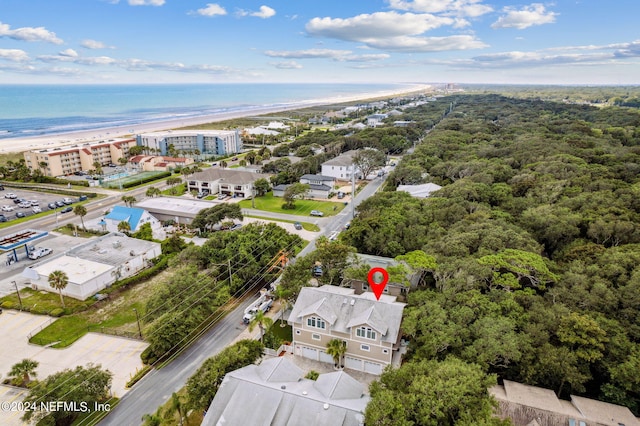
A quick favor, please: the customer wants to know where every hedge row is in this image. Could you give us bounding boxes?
[125,365,153,388]
[0,300,93,316]
[0,181,97,198]
[106,171,172,189]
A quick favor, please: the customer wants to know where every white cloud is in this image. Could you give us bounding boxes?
[0,49,29,62]
[196,3,227,17]
[81,39,112,49]
[306,11,453,41]
[0,21,63,44]
[388,0,493,18]
[273,61,303,69]
[492,3,557,30]
[128,0,165,5]
[264,48,390,62]
[252,5,276,19]
[369,34,487,51]
[237,5,276,19]
[59,49,78,58]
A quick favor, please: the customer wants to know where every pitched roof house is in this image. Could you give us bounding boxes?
[491,380,640,426]
[288,285,406,375]
[186,168,264,198]
[202,357,369,426]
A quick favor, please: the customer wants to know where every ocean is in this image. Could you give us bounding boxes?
[0,83,407,140]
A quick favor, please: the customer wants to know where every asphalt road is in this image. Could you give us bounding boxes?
[98,174,390,425]
[99,294,255,425]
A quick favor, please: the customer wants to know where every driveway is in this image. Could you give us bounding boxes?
[0,311,147,406]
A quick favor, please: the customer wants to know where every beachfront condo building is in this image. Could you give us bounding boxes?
[136,130,242,157]
[23,138,136,177]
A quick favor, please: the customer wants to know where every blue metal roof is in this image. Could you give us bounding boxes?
[105,206,145,231]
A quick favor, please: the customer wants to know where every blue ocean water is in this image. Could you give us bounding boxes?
[0,83,406,140]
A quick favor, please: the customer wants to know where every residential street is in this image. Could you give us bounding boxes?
[98,173,389,425]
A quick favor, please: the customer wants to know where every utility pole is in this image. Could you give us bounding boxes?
[133,308,142,339]
[228,259,232,283]
[351,165,356,219]
[13,281,23,311]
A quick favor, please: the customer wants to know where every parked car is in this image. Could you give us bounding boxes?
[4,193,17,199]
[62,197,74,205]
[18,201,31,208]
[48,202,57,210]
[13,198,25,204]
[337,191,345,199]
[1,205,14,212]
[28,247,52,260]
[310,210,324,217]
[0,184,4,190]
[294,222,303,230]
[78,195,88,201]
[197,191,205,199]
[32,206,42,214]
[0,214,7,222]
[229,223,243,231]
[30,200,39,206]
[55,200,65,207]
[108,163,117,167]
[60,206,73,213]
[16,211,26,218]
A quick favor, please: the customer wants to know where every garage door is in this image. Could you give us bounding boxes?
[364,361,383,375]
[345,356,362,371]
[301,346,318,361]
[319,350,334,365]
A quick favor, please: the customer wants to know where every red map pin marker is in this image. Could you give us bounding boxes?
[367,267,389,300]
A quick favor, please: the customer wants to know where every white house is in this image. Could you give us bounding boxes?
[103,205,163,238]
[27,233,161,300]
[186,168,264,198]
[321,150,361,181]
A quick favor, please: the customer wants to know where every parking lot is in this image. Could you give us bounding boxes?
[0,187,86,224]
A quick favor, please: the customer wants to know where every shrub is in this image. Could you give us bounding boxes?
[1,300,15,309]
[49,308,65,317]
[140,346,158,366]
[126,365,153,388]
[305,370,320,381]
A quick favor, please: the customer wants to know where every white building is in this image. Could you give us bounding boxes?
[136,130,242,157]
[186,168,264,198]
[103,205,164,239]
[27,233,161,300]
[397,183,442,198]
[320,150,361,181]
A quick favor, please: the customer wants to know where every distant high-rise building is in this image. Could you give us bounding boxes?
[136,129,242,156]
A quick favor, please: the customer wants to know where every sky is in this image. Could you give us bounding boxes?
[0,0,639,85]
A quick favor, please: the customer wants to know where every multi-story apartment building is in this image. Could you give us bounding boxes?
[23,138,135,177]
[288,285,406,375]
[136,130,242,157]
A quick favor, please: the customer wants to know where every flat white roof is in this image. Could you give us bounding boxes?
[34,255,113,284]
[136,197,216,217]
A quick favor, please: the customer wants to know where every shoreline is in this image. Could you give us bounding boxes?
[0,84,432,154]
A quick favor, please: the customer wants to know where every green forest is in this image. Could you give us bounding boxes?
[332,93,640,422]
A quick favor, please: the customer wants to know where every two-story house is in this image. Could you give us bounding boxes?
[186,168,264,198]
[288,285,406,375]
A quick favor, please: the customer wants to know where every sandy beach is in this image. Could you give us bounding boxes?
[0,84,432,154]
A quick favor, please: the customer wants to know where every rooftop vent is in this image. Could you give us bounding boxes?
[323,403,329,410]
[350,299,355,306]
[343,298,347,304]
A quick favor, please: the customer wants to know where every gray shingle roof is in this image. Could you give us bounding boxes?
[190,168,263,185]
[301,174,335,182]
[202,357,369,426]
[289,285,405,344]
[322,150,358,167]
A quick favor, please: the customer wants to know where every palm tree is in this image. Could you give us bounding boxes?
[146,187,161,198]
[93,161,103,176]
[48,270,69,308]
[118,220,131,233]
[8,358,39,387]
[73,205,87,231]
[121,195,137,207]
[169,392,184,426]
[274,286,292,326]
[220,160,228,169]
[248,310,273,344]
[326,339,347,369]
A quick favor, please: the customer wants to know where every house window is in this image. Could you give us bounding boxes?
[307,317,326,329]
[312,333,321,341]
[361,344,370,351]
[356,327,376,340]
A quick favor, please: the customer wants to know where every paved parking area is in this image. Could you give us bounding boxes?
[0,310,148,399]
[1,187,82,223]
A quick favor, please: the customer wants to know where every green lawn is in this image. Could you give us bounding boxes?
[162,183,186,196]
[0,288,93,315]
[245,214,320,232]
[239,192,345,217]
[271,319,293,342]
